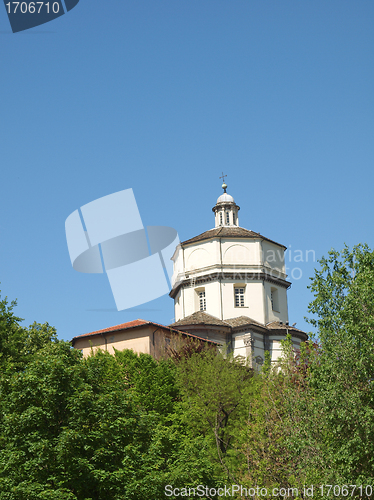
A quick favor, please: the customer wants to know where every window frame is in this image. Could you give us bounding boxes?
[199,290,206,311]
[234,286,245,307]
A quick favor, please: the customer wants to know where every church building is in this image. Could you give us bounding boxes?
[72,180,307,365]
[168,180,307,367]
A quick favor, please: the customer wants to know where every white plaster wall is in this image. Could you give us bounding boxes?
[182,286,194,318]
[221,240,261,266]
[221,281,265,323]
[183,240,220,271]
[174,290,183,322]
[223,244,250,265]
[181,281,222,319]
[262,241,286,273]
[174,238,275,287]
[176,281,268,323]
[264,282,289,324]
[171,245,183,287]
[270,339,283,361]
[207,281,222,319]
[186,247,211,271]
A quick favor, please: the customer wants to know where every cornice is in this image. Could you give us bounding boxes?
[212,202,240,212]
[169,271,291,298]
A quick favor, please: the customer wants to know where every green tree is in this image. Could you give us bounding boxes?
[174,348,253,485]
[293,244,374,489]
[0,289,57,375]
[0,338,185,499]
[0,341,83,499]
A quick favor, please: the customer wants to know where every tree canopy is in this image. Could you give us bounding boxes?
[1,244,374,500]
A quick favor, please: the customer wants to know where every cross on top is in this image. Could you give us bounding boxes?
[219,172,227,183]
[219,172,227,192]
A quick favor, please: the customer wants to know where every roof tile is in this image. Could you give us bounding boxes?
[224,316,265,328]
[169,311,231,328]
[71,318,220,345]
[181,226,286,248]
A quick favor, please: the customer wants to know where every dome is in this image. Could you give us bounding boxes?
[217,192,235,203]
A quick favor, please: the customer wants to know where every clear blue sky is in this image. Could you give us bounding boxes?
[1,0,373,340]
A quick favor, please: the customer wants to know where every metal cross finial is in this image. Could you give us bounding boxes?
[219,172,227,192]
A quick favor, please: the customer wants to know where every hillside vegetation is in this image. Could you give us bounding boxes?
[0,244,373,499]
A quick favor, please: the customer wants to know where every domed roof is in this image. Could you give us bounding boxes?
[217,192,235,203]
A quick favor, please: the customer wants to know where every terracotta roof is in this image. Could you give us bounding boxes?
[71,318,220,346]
[169,311,231,328]
[72,319,150,341]
[72,317,307,347]
[181,226,286,249]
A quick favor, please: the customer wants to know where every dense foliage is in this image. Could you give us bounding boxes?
[0,244,373,499]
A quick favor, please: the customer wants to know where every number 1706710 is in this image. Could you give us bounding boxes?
[5,2,61,14]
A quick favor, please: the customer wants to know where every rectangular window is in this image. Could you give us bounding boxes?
[233,213,236,225]
[199,291,206,311]
[219,212,223,225]
[234,287,245,307]
[271,288,279,311]
[226,212,230,225]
